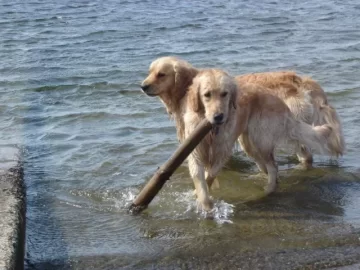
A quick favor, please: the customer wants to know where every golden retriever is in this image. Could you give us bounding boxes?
[141,56,344,165]
[141,57,198,140]
[237,72,345,165]
[142,59,342,211]
[180,69,334,211]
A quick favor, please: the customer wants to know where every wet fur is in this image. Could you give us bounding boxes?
[141,57,344,161]
[184,70,334,210]
[141,57,345,210]
[141,56,198,140]
[184,70,240,210]
[237,72,345,163]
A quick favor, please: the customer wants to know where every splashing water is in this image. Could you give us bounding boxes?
[115,188,235,224]
[113,188,139,209]
[196,199,235,224]
[211,200,235,224]
[172,191,235,223]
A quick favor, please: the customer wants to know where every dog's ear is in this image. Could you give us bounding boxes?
[174,61,197,96]
[229,81,237,110]
[188,78,203,112]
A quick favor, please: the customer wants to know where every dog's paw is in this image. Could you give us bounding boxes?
[248,173,267,180]
[196,198,214,212]
[295,162,313,170]
[264,183,277,195]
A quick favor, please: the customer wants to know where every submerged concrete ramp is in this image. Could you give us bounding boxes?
[0,147,25,270]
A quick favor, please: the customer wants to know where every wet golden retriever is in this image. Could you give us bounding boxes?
[141,59,342,210]
[175,69,333,210]
[141,57,198,141]
[236,71,345,165]
[141,56,344,165]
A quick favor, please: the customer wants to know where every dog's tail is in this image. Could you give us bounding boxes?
[283,91,314,124]
[289,119,341,157]
[301,77,345,156]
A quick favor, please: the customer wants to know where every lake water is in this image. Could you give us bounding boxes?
[1,0,360,269]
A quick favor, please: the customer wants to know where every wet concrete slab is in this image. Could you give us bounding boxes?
[0,147,25,270]
[24,170,360,270]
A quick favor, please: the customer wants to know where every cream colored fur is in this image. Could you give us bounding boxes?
[141,56,198,140]
[184,70,239,210]
[237,72,345,164]
[141,57,345,211]
[184,70,334,210]
[141,57,344,161]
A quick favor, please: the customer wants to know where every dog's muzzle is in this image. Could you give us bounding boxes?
[213,113,224,125]
[141,84,150,91]
[141,84,157,96]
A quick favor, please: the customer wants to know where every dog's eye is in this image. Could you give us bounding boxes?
[221,92,228,98]
[204,92,211,98]
[157,72,166,78]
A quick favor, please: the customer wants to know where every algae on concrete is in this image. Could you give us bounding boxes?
[0,147,25,270]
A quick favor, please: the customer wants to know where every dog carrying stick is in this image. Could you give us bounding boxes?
[129,119,213,214]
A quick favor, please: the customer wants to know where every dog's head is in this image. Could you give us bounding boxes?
[188,69,237,125]
[141,57,198,100]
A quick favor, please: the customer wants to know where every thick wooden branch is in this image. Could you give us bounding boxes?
[128,119,212,214]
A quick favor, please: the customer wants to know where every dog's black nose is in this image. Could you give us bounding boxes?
[141,84,150,91]
[214,113,224,124]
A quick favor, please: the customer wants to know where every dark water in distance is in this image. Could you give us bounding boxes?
[1,0,360,269]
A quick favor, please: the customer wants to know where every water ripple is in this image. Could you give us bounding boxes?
[1,0,360,268]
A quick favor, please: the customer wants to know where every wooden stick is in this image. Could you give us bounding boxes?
[128,119,213,214]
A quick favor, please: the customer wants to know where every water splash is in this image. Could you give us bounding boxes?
[114,188,235,224]
[196,199,235,224]
[211,200,235,224]
[113,188,138,209]
[166,190,235,224]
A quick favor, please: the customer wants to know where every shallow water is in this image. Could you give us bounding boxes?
[0,0,360,269]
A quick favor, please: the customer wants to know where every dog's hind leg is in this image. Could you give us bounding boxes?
[239,135,268,175]
[264,153,278,195]
[296,145,313,168]
[255,159,268,175]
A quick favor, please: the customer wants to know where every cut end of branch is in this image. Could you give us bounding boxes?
[128,204,148,215]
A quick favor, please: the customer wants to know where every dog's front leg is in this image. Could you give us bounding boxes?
[188,155,213,211]
[205,172,220,190]
[192,171,219,197]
